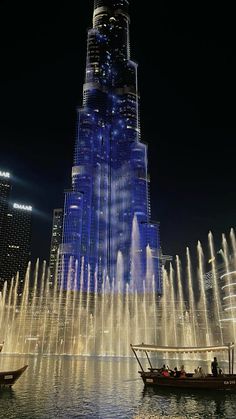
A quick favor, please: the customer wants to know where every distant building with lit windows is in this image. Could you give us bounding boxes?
[0,201,32,287]
[49,208,63,284]
[0,171,12,274]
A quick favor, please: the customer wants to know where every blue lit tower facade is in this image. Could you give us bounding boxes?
[60,0,161,291]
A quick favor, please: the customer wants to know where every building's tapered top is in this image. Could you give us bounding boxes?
[94,0,129,13]
[92,0,131,64]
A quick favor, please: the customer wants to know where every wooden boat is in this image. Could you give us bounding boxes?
[131,343,236,391]
[0,341,28,388]
[0,365,28,388]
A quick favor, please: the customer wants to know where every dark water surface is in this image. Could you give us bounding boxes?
[0,355,236,418]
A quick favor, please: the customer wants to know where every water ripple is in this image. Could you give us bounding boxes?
[0,356,236,418]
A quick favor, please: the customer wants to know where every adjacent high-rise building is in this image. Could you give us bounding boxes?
[0,171,12,272]
[49,208,63,284]
[0,203,32,286]
[60,0,161,291]
[0,169,32,288]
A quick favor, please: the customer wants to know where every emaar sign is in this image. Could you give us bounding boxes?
[13,203,32,212]
[0,171,10,178]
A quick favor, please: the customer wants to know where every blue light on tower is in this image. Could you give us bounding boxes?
[60,0,161,292]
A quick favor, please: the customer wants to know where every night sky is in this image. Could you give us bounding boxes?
[0,1,235,264]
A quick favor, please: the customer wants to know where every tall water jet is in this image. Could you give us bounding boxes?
[35,260,47,349]
[186,247,197,346]
[116,251,123,357]
[93,270,98,355]
[208,231,224,344]
[125,282,131,357]
[16,263,31,353]
[142,279,148,345]
[77,258,85,349]
[230,228,236,270]
[161,267,169,346]
[4,278,14,348]
[28,260,39,353]
[169,264,177,346]
[70,260,79,355]
[7,273,19,352]
[176,255,186,346]
[0,281,7,340]
[41,267,50,353]
[131,215,141,292]
[197,241,211,346]
[48,258,60,354]
[109,278,114,356]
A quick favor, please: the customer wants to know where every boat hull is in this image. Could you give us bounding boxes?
[0,365,28,388]
[140,372,236,391]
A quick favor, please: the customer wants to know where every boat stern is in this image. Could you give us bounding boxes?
[0,365,28,388]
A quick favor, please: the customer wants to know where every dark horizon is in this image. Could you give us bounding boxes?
[0,0,235,264]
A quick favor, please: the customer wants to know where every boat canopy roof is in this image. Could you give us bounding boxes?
[131,343,235,354]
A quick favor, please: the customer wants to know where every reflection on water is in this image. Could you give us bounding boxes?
[139,387,236,419]
[0,356,236,418]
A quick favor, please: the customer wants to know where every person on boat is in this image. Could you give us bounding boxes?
[180,365,186,378]
[193,368,201,378]
[167,365,174,375]
[169,367,176,377]
[173,367,181,378]
[211,357,218,377]
[198,366,206,378]
[161,365,170,377]
[161,369,170,377]
[192,366,205,378]
[160,364,166,372]
[218,368,224,376]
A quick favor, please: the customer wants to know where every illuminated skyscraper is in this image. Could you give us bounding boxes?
[60,0,161,291]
